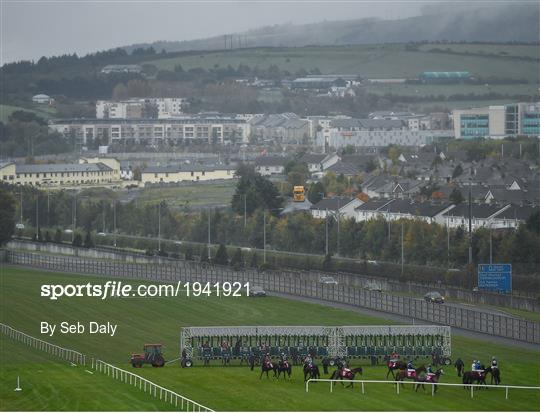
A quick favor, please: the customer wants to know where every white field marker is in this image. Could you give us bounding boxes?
[14,376,22,391]
[85,370,94,375]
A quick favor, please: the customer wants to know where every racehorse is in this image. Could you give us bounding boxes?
[259,360,275,379]
[462,365,487,388]
[274,360,292,379]
[485,366,501,385]
[414,369,444,393]
[303,362,320,382]
[395,365,427,385]
[329,367,363,388]
[386,360,407,379]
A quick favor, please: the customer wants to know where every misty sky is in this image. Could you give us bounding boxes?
[1,0,426,63]
[0,0,528,63]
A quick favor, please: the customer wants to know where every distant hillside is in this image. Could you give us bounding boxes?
[124,4,540,53]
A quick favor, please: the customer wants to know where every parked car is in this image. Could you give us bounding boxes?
[424,291,445,304]
[319,276,338,285]
[250,285,267,297]
[365,282,382,292]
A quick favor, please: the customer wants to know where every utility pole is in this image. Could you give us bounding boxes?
[447,224,450,266]
[207,211,211,261]
[263,210,267,263]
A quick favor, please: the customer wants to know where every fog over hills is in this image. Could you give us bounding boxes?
[124,4,539,53]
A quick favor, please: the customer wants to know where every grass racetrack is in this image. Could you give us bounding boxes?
[1,265,539,411]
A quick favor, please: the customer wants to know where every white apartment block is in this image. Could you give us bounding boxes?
[49,116,250,146]
[96,98,188,119]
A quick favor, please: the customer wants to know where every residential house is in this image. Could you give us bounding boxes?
[254,156,286,176]
[310,197,363,220]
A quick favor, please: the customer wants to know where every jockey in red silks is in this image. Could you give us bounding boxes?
[264,353,272,368]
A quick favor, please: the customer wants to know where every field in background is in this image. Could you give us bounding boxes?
[0,265,538,411]
[133,181,237,209]
[0,104,58,123]
[146,44,540,84]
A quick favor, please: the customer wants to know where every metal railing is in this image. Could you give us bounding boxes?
[0,322,85,365]
[0,322,213,412]
[91,359,214,412]
[5,250,540,344]
[305,378,540,399]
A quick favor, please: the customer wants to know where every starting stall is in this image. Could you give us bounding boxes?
[180,325,451,366]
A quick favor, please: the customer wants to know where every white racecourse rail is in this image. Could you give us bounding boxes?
[305,378,540,399]
[91,359,213,412]
[0,322,213,412]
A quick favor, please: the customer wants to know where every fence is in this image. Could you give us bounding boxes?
[0,322,213,412]
[0,322,86,365]
[305,378,540,400]
[91,359,213,412]
[5,250,540,345]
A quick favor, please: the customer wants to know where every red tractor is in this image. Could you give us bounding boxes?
[130,344,165,368]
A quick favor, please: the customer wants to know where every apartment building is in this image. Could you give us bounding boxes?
[49,115,250,146]
[96,98,188,119]
[0,158,120,188]
[452,102,540,139]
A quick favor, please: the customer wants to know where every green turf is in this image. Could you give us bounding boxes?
[0,339,176,411]
[0,265,539,411]
[135,181,237,208]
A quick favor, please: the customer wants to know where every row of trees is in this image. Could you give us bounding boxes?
[4,181,539,270]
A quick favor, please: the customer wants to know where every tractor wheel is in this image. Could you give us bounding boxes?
[444,358,452,366]
[185,359,193,368]
[152,356,165,367]
[329,359,335,366]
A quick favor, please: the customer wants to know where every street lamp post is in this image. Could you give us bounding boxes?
[35,195,39,240]
[158,203,161,252]
[72,194,77,243]
[263,210,266,263]
[244,194,247,228]
[325,208,329,256]
[113,200,117,247]
[401,222,404,276]
[207,211,211,261]
[336,198,341,257]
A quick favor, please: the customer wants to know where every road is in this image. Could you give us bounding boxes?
[272,292,540,352]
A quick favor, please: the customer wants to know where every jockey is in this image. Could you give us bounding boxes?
[471,360,477,371]
[264,353,272,366]
[304,355,313,366]
[390,351,399,362]
[407,360,414,370]
[491,357,498,369]
[427,365,434,375]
